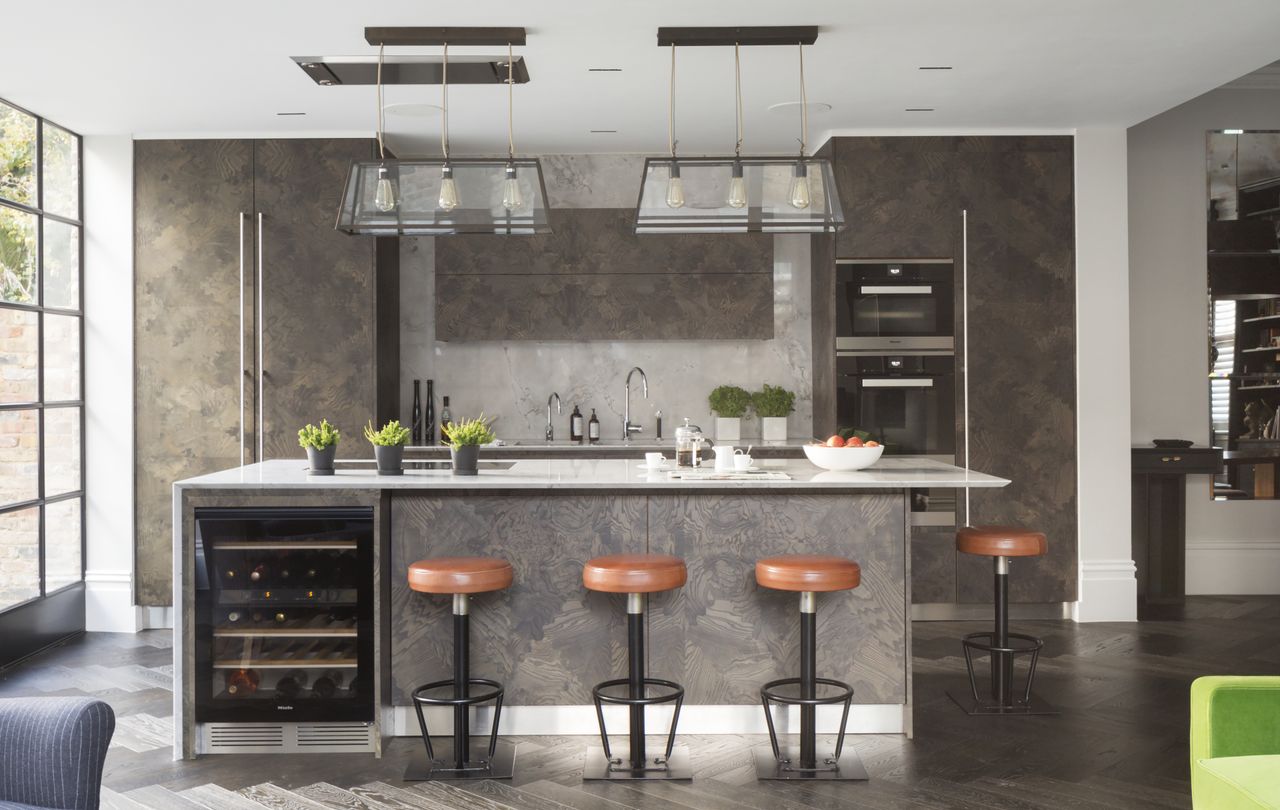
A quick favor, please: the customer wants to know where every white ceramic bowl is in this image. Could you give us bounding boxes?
[802,443,885,471]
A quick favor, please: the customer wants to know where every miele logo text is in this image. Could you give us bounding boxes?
[277,705,294,711]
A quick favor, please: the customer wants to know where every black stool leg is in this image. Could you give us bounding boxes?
[627,593,647,771]
[799,591,817,770]
[453,593,470,771]
[991,556,1012,706]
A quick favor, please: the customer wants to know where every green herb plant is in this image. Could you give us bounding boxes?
[363,419,411,447]
[442,414,498,450]
[708,385,752,419]
[297,419,341,450]
[752,384,796,418]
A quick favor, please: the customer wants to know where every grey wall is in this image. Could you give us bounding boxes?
[1128,87,1280,594]
[400,154,814,442]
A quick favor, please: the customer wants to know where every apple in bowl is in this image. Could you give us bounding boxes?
[802,435,884,471]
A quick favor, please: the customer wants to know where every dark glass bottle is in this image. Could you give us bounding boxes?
[439,396,452,445]
[312,670,345,699]
[249,562,269,586]
[588,409,600,444]
[424,380,436,448]
[570,405,584,444]
[411,379,423,445]
[274,669,308,699]
[225,669,259,697]
[225,609,243,624]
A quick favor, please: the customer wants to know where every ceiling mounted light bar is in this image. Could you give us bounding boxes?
[365,27,527,47]
[635,26,843,234]
[293,55,529,86]
[336,27,550,236]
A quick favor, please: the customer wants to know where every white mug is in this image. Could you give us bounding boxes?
[644,452,665,469]
[734,454,753,471]
[713,445,735,470]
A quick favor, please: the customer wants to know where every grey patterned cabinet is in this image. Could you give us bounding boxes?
[813,136,1078,606]
[135,139,398,606]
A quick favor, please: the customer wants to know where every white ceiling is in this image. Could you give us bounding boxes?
[3,1,1280,155]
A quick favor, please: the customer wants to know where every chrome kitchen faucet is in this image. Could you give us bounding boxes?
[623,367,649,441]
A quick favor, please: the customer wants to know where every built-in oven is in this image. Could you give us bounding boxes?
[836,260,954,353]
[836,353,958,525]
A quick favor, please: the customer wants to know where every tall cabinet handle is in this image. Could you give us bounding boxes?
[256,211,265,463]
[961,208,970,525]
[238,212,248,465]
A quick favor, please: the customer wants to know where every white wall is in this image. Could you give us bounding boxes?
[83,135,141,631]
[1129,88,1280,594]
[1074,128,1137,621]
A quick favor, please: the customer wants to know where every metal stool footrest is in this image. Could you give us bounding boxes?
[410,678,505,771]
[759,676,855,771]
[591,677,685,772]
[960,631,1044,707]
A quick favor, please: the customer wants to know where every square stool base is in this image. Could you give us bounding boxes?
[403,739,516,781]
[947,689,1059,716]
[753,745,870,781]
[582,745,692,781]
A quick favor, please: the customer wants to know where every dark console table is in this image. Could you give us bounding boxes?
[1131,446,1223,615]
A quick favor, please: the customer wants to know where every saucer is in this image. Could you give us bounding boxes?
[637,463,671,471]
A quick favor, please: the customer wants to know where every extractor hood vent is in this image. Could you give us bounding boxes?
[293,55,529,86]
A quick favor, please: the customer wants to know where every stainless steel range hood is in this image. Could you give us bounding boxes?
[293,55,529,86]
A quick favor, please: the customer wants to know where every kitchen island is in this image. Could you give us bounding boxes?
[172,457,1008,759]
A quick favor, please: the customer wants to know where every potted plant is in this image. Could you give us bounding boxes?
[708,384,751,442]
[442,414,497,476]
[298,419,341,475]
[753,384,796,442]
[363,419,411,475]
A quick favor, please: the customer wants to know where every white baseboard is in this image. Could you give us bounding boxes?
[140,606,175,629]
[1187,541,1280,595]
[1072,559,1138,622]
[390,703,905,737]
[84,569,141,633]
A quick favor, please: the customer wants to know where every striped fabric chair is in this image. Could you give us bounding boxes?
[0,698,115,810]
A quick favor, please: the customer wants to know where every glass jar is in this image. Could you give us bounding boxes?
[674,418,705,468]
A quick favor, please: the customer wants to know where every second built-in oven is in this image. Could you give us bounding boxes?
[836,260,955,353]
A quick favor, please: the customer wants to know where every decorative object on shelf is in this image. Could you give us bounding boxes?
[336,28,550,236]
[442,414,498,476]
[298,419,341,475]
[634,27,843,234]
[364,419,411,475]
[754,383,796,442]
[1243,400,1276,440]
[708,384,751,442]
[1151,439,1195,448]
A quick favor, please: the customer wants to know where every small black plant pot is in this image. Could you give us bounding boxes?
[451,445,479,476]
[305,445,337,475]
[374,444,405,476]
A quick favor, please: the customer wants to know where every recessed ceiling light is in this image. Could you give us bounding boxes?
[590,129,618,134]
[383,102,443,118]
[1223,128,1245,134]
[767,101,832,114]
[919,66,952,70]
[276,112,306,116]
[906,108,935,112]
[589,68,623,72]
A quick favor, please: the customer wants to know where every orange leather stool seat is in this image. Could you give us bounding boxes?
[755,555,861,592]
[956,526,1048,558]
[582,554,687,594]
[407,556,514,594]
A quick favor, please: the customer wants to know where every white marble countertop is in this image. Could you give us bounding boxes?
[174,457,1010,491]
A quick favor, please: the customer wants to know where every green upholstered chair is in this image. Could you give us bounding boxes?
[1191,676,1280,809]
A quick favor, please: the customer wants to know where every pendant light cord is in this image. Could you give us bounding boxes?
[441,42,450,160]
[668,43,677,157]
[375,43,386,160]
[507,42,516,161]
[797,41,808,157]
[734,42,743,158]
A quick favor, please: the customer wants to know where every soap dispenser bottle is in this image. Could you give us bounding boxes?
[570,405,584,444]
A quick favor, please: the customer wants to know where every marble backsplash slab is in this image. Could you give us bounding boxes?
[399,154,814,443]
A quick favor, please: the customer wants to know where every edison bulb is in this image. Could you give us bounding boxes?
[502,165,524,211]
[665,162,685,209]
[789,163,811,210]
[374,166,397,212]
[727,162,747,209]
[438,165,460,211]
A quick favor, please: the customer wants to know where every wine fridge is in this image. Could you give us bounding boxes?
[193,507,375,752]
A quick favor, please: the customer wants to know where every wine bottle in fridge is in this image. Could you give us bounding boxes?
[225,669,260,696]
[411,380,423,445]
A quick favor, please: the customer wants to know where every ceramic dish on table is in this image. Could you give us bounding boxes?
[802,443,885,471]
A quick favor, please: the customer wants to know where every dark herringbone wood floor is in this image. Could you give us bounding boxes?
[3,596,1278,809]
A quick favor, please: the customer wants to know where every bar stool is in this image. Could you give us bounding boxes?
[581,553,691,781]
[948,526,1056,716]
[754,554,869,782]
[404,556,516,780]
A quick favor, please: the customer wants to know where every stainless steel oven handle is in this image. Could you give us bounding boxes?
[860,378,936,388]
[859,285,932,295]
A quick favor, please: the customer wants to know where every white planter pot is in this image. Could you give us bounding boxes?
[715,417,741,442]
[761,417,788,442]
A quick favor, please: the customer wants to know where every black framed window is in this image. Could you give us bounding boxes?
[0,97,84,614]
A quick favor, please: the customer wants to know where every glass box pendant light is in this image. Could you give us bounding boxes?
[336,31,551,236]
[634,29,843,234]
